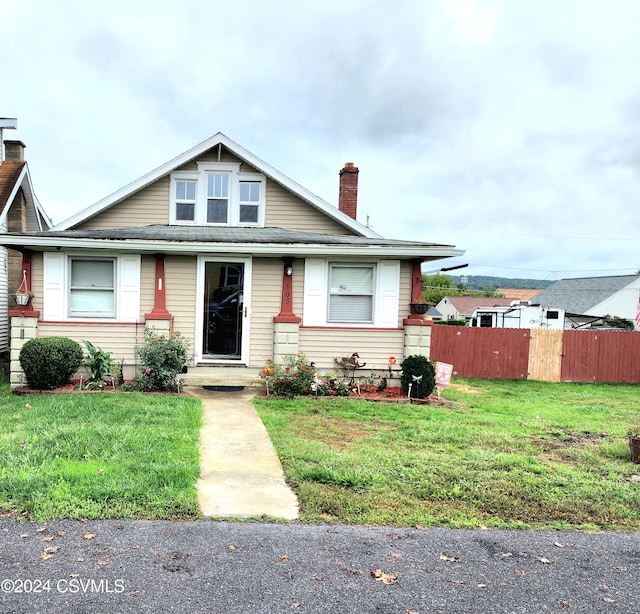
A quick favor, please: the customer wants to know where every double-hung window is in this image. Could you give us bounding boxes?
[328,264,375,323]
[69,258,116,318]
[175,180,197,222]
[207,173,230,224]
[239,181,261,224]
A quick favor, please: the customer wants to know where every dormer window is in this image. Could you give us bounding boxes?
[170,163,265,227]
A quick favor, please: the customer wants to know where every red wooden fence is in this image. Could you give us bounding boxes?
[430,326,640,383]
[429,327,531,379]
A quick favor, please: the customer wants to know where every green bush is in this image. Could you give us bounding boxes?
[132,329,189,392]
[82,340,113,389]
[400,354,435,399]
[19,337,83,390]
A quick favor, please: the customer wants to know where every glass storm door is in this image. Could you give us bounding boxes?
[202,262,244,359]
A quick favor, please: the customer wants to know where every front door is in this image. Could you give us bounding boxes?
[202,261,245,360]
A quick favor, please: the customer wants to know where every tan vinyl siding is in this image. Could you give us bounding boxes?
[29,252,43,314]
[139,255,156,317]
[176,148,244,171]
[265,180,355,234]
[249,257,283,366]
[76,178,170,229]
[164,255,198,351]
[299,327,404,371]
[38,322,145,379]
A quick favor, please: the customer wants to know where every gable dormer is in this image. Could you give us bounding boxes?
[170,161,266,227]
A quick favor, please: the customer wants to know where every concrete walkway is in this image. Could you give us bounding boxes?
[191,387,299,520]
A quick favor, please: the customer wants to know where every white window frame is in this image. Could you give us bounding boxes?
[174,178,197,222]
[170,163,266,227]
[328,263,376,324]
[68,257,116,319]
[303,258,401,328]
[43,252,141,322]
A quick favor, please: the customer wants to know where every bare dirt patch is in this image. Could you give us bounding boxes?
[292,416,396,448]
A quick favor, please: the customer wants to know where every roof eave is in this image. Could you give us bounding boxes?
[0,234,464,259]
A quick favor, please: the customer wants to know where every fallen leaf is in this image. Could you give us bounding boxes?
[83,532,97,540]
[36,527,47,533]
[477,583,486,588]
[603,597,615,603]
[42,536,54,542]
[387,552,401,561]
[515,569,526,576]
[536,557,551,564]
[19,534,28,539]
[559,600,569,608]
[495,552,513,558]
[312,575,327,581]
[371,569,397,584]
[70,573,79,578]
[439,553,460,562]
[292,602,300,608]
[449,579,465,585]
[57,531,66,536]
[97,560,109,566]
[76,557,85,562]
[228,545,236,551]
[613,566,628,572]
[280,555,289,563]
[40,553,54,560]
[131,545,140,550]
[44,546,60,554]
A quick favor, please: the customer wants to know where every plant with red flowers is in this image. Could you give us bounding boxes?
[259,354,315,397]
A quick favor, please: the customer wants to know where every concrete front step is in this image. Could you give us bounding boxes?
[183,366,265,388]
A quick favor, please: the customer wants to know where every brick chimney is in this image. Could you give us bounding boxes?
[339,162,359,220]
[4,140,25,161]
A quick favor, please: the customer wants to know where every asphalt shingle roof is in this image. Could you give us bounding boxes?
[530,275,640,314]
[20,225,455,248]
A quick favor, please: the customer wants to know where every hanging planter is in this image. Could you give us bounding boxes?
[410,302,432,315]
[12,269,33,307]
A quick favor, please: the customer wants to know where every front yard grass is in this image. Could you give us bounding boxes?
[254,379,640,530]
[0,383,202,521]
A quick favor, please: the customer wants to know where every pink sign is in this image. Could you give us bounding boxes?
[435,362,454,388]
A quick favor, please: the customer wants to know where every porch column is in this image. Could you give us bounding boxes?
[403,258,432,358]
[273,258,301,361]
[145,254,172,331]
[9,251,40,388]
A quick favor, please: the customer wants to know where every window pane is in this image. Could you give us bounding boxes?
[328,295,373,322]
[239,204,259,223]
[185,181,196,200]
[240,182,260,202]
[330,266,373,294]
[70,290,115,315]
[207,199,228,223]
[176,181,186,200]
[176,202,195,221]
[71,260,113,288]
[208,173,229,198]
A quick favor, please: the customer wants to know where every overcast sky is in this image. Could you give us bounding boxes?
[3,0,640,281]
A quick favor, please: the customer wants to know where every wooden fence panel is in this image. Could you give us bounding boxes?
[561,329,640,383]
[528,329,563,382]
[430,326,531,379]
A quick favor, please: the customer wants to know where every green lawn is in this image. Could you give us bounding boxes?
[254,379,640,530]
[0,382,202,521]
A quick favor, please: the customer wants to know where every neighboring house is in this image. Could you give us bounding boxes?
[435,296,513,321]
[497,288,543,301]
[531,275,640,328]
[2,133,464,387]
[0,122,51,357]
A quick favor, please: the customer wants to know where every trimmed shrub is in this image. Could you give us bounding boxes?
[131,329,189,392]
[400,354,436,399]
[19,337,83,390]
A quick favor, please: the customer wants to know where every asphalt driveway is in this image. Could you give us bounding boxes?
[0,518,638,613]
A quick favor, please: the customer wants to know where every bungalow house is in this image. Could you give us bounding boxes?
[435,296,513,321]
[2,133,464,388]
[530,275,640,328]
[0,120,51,359]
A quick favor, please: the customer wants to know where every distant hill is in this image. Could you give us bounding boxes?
[449,275,554,292]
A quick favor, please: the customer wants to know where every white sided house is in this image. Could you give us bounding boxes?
[2,133,464,388]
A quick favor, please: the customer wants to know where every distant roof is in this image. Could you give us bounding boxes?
[497,288,542,301]
[442,296,513,316]
[530,275,640,314]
